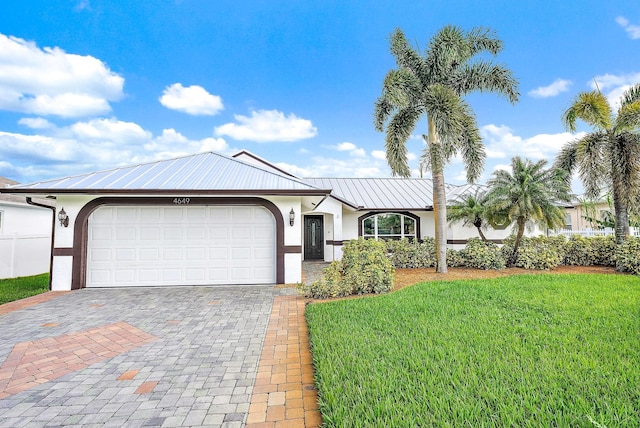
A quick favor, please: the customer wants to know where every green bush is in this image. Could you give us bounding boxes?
[563,235,592,266]
[590,236,616,266]
[446,248,465,267]
[297,260,351,299]
[502,235,563,270]
[343,238,394,294]
[385,238,436,268]
[615,237,640,275]
[460,238,506,270]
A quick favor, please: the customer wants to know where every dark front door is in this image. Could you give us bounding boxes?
[304,216,324,260]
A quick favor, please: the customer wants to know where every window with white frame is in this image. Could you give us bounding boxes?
[362,213,416,240]
[0,210,3,234]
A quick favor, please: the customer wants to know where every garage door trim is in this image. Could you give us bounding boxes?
[72,197,289,289]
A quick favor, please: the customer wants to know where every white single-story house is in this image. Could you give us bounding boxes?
[1,150,514,290]
[0,177,54,279]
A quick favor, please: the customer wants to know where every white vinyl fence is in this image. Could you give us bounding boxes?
[0,234,51,279]
[551,227,640,238]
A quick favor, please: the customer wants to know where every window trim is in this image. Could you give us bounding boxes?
[357,211,421,240]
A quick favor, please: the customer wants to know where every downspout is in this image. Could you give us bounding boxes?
[26,197,55,291]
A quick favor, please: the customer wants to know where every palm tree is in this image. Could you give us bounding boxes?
[556,83,640,244]
[447,190,490,241]
[486,157,572,266]
[374,26,519,273]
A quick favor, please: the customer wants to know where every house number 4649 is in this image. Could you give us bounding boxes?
[172,198,190,205]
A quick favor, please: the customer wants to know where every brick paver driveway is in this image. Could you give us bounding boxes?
[0,286,293,427]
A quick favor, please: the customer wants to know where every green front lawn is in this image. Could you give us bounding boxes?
[0,274,50,305]
[306,274,640,427]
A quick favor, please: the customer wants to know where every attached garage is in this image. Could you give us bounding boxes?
[86,205,276,287]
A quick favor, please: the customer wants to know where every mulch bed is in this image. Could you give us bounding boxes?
[393,265,622,291]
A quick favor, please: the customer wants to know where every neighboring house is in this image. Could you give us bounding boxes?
[0,177,54,279]
[2,150,516,290]
[562,197,614,231]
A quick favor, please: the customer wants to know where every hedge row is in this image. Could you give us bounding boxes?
[386,235,639,272]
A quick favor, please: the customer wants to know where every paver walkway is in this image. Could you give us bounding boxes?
[0,286,298,427]
[246,296,321,427]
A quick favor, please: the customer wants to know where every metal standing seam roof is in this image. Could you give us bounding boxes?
[3,152,330,195]
[304,177,484,210]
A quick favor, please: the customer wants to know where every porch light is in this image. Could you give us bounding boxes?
[58,208,69,228]
[289,208,295,226]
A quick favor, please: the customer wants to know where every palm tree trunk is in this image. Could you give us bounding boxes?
[509,217,526,267]
[612,184,630,246]
[428,117,448,273]
[477,226,487,241]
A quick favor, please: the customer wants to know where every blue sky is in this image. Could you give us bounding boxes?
[1,1,639,191]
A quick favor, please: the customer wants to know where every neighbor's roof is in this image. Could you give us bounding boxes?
[305,178,482,210]
[3,152,330,195]
[0,176,54,207]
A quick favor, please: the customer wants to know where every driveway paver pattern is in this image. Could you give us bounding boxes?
[0,286,290,427]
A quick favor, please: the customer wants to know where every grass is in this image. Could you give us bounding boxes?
[0,274,50,305]
[306,274,640,427]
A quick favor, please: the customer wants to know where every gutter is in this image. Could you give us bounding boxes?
[26,197,55,291]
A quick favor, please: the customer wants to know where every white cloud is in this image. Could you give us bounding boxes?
[481,124,582,161]
[616,16,640,39]
[273,162,312,177]
[0,33,124,117]
[18,117,54,129]
[159,83,223,116]
[371,150,386,160]
[528,79,572,98]
[335,142,356,151]
[0,120,230,183]
[591,72,640,108]
[214,109,317,142]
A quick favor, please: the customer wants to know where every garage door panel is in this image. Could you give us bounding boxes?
[87,205,276,287]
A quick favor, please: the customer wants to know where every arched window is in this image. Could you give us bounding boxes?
[362,213,417,240]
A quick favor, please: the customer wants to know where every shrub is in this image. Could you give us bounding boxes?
[343,238,394,294]
[460,238,505,270]
[615,237,640,275]
[385,238,436,268]
[502,235,563,270]
[297,260,351,299]
[446,248,465,267]
[590,236,616,266]
[563,235,592,266]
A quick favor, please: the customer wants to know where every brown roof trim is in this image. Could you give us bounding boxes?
[2,188,331,196]
[232,150,299,178]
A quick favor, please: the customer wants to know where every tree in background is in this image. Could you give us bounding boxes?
[556,83,640,244]
[486,157,571,266]
[447,190,491,241]
[374,25,519,273]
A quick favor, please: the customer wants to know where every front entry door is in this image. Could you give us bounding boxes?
[304,216,324,260]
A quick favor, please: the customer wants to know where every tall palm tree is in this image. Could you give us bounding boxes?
[486,157,572,266]
[374,26,519,273]
[556,83,640,244]
[447,190,490,241]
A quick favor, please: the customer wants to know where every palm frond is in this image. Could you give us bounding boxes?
[615,100,640,132]
[456,103,484,182]
[575,132,607,198]
[384,106,422,177]
[454,62,519,102]
[381,68,421,109]
[389,28,426,79]
[619,82,640,108]
[610,132,640,203]
[465,27,503,56]
[562,91,612,132]
[373,96,394,132]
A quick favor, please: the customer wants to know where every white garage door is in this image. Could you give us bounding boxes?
[86,205,276,287]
